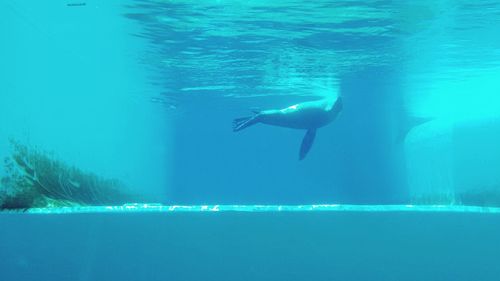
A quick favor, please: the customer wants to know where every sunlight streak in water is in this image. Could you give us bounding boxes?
[7,204,500,214]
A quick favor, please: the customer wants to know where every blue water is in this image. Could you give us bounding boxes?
[1,1,500,280]
[2,0,500,206]
[125,0,500,206]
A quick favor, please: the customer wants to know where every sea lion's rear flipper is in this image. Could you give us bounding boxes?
[233,116,258,132]
[299,129,316,160]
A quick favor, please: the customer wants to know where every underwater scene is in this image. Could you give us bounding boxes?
[1,0,500,280]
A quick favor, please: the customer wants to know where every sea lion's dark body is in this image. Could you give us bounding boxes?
[257,98,342,129]
[233,96,342,160]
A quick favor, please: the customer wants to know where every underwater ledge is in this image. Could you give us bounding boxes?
[3,203,500,214]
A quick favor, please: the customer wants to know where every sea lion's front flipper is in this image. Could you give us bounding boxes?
[299,129,316,160]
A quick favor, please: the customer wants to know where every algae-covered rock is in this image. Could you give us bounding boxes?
[0,140,138,210]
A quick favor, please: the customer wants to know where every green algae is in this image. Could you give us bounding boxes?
[0,140,137,210]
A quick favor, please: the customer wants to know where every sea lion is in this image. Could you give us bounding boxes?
[233,96,342,160]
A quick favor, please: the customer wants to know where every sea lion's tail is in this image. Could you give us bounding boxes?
[232,116,258,132]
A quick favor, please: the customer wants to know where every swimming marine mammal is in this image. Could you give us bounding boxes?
[233,96,343,160]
